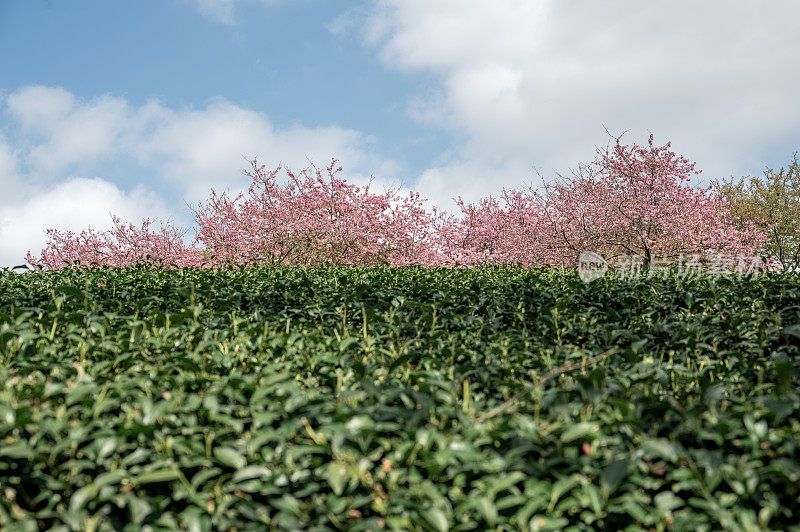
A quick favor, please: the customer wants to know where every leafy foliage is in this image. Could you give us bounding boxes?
[2,266,800,530]
[716,151,800,271]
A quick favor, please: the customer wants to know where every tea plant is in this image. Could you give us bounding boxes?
[1,266,799,530]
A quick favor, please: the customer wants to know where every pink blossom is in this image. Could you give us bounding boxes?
[26,138,768,271]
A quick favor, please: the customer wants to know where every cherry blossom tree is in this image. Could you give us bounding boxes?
[189,159,442,267]
[448,135,766,269]
[26,215,201,270]
[25,136,768,272]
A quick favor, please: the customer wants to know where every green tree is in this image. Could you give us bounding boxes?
[715,152,800,271]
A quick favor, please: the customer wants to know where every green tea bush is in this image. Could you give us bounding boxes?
[1,266,799,530]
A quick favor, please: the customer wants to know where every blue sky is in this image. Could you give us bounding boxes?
[2,0,800,266]
[0,0,445,164]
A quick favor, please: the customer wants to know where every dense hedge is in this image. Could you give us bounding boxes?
[1,266,800,530]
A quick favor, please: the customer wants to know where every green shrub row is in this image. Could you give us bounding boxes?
[1,266,799,530]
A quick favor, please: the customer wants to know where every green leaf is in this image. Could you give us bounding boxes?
[133,469,181,485]
[69,484,98,513]
[529,516,570,531]
[345,415,374,433]
[420,507,450,532]
[127,495,153,524]
[641,438,681,462]
[548,476,579,512]
[325,462,348,496]
[486,471,526,501]
[214,447,247,470]
[94,471,127,488]
[582,484,603,514]
[182,506,212,532]
[560,422,599,443]
[474,497,498,526]
[232,465,271,483]
[600,458,629,498]
[781,324,800,339]
[0,443,35,460]
[654,491,684,511]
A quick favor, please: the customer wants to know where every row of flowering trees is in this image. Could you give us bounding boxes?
[26,136,768,270]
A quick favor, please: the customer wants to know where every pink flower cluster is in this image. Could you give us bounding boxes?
[26,137,768,271]
[442,135,766,268]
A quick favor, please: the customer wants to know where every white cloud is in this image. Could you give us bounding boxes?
[360,0,800,202]
[132,98,399,204]
[5,85,399,201]
[414,158,537,213]
[0,135,20,206]
[189,0,237,24]
[0,178,173,268]
[6,86,76,132]
[186,0,283,25]
[0,85,401,267]
[7,87,129,176]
